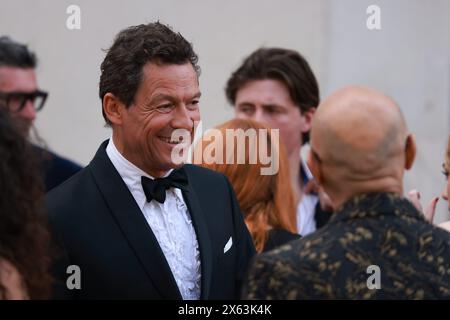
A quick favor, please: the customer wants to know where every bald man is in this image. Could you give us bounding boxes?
[242,86,450,299]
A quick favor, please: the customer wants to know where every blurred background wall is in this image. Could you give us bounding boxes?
[1,0,449,221]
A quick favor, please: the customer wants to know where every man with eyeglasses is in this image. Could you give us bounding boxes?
[0,36,81,191]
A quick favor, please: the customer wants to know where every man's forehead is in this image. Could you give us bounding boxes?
[141,63,196,84]
[0,66,37,91]
[149,90,201,102]
[238,79,289,96]
[236,79,297,108]
[143,61,197,78]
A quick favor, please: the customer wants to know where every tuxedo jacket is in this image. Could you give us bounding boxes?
[46,140,255,299]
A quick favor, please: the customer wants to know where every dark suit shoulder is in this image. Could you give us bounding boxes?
[33,145,82,191]
[45,165,95,220]
[46,164,91,196]
[48,149,82,171]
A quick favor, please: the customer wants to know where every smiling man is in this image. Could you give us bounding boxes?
[46,22,255,299]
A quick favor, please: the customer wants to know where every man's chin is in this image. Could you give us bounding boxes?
[147,160,185,178]
[12,120,32,138]
[17,125,31,138]
[166,142,191,166]
[164,156,186,169]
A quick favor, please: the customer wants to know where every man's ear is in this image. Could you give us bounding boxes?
[300,108,315,133]
[103,93,125,125]
[307,148,323,184]
[405,134,416,170]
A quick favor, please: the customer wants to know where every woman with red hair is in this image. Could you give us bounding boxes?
[194,118,299,252]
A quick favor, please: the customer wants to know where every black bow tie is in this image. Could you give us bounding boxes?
[141,168,189,204]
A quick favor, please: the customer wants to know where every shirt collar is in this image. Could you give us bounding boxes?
[301,157,314,183]
[106,137,173,210]
[300,158,316,197]
[328,192,425,225]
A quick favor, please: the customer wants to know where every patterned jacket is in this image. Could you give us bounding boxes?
[243,193,450,299]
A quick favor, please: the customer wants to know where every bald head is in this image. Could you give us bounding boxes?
[309,86,415,204]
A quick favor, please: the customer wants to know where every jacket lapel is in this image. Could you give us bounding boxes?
[89,140,182,299]
[183,165,213,299]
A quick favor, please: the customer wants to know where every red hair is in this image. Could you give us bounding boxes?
[194,118,297,252]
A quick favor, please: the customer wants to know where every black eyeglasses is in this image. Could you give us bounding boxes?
[0,90,48,113]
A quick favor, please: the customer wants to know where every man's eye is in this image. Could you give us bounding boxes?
[155,104,174,113]
[266,107,281,115]
[442,169,449,179]
[187,100,199,110]
[239,107,253,114]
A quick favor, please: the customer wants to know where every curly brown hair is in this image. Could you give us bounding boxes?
[0,108,52,299]
[99,21,200,126]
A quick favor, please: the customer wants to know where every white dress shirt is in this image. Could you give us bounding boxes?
[106,138,201,300]
[297,159,319,236]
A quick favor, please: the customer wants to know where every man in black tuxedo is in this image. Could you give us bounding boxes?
[46,22,255,299]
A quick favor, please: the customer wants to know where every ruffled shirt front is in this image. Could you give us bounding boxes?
[106,138,201,300]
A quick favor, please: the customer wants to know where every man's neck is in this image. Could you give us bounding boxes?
[332,179,404,210]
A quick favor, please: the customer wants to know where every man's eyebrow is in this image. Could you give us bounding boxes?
[191,92,201,99]
[150,94,176,104]
[262,103,282,109]
[150,92,202,104]
[237,102,255,107]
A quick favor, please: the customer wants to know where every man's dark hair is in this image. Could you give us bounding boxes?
[0,36,37,68]
[99,22,200,125]
[225,48,320,144]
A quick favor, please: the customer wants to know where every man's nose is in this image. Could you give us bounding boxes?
[20,99,37,122]
[252,108,266,124]
[172,104,195,130]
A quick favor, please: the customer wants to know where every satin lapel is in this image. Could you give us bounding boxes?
[89,141,182,299]
[182,166,213,299]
